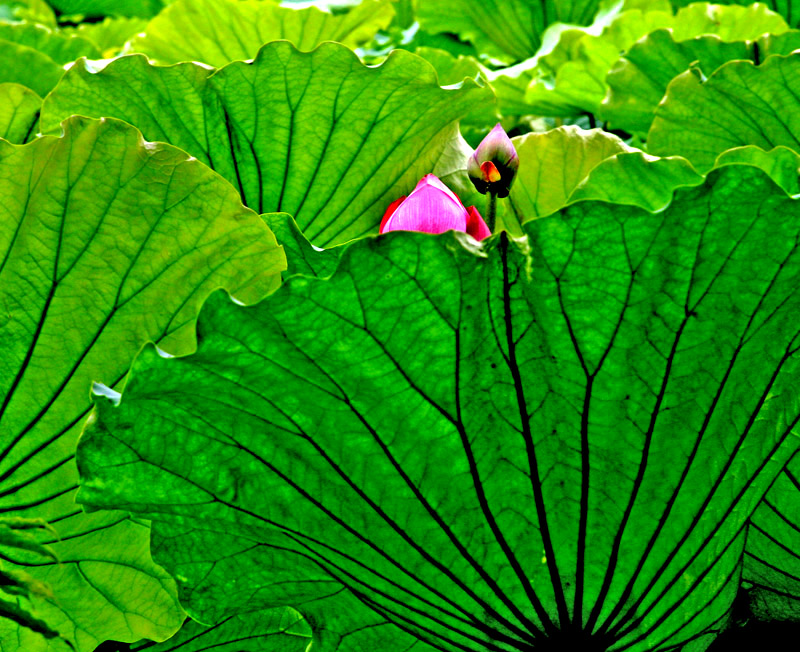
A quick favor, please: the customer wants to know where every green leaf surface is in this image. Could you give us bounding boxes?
[45,0,163,18]
[648,53,800,172]
[263,213,342,280]
[743,452,800,621]
[527,2,790,118]
[0,39,63,96]
[129,0,394,67]
[0,0,56,25]
[62,16,147,57]
[42,42,489,246]
[511,129,800,220]
[129,610,311,652]
[0,115,285,651]
[79,164,800,651]
[0,21,99,62]
[413,47,499,143]
[524,4,670,117]
[0,597,64,647]
[0,517,64,648]
[567,151,704,211]
[0,83,40,143]
[603,30,800,137]
[507,126,633,220]
[417,0,603,63]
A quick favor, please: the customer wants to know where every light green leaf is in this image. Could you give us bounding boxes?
[42,42,489,246]
[0,115,285,651]
[0,22,99,63]
[524,3,671,117]
[507,126,634,220]
[648,53,800,172]
[567,151,704,210]
[129,610,311,652]
[506,126,800,225]
[78,164,800,651]
[521,132,800,219]
[0,0,56,25]
[0,39,63,96]
[527,2,790,118]
[743,452,800,621]
[603,31,751,137]
[129,0,394,67]
[413,47,499,142]
[603,30,800,137]
[0,83,40,143]
[416,0,603,63]
[62,16,147,57]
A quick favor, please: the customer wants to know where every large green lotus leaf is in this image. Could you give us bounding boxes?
[648,53,800,171]
[0,21,99,62]
[416,0,603,63]
[0,115,285,651]
[0,83,40,143]
[743,452,800,621]
[129,609,312,651]
[527,2,790,118]
[78,164,800,651]
[603,30,800,137]
[0,39,63,96]
[45,0,163,18]
[42,42,488,246]
[129,0,394,67]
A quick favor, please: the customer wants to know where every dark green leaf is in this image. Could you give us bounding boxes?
[744,452,800,621]
[79,165,800,651]
[46,0,163,18]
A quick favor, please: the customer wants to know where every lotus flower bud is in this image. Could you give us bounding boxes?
[380,174,491,241]
[467,123,519,198]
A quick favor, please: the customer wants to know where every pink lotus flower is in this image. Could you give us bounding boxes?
[379,174,491,241]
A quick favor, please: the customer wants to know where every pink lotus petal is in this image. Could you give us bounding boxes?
[466,206,492,241]
[415,173,462,206]
[380,195,406,232]
[382,175,469,236]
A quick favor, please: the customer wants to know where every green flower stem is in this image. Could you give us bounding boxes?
[487,191,498,233]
